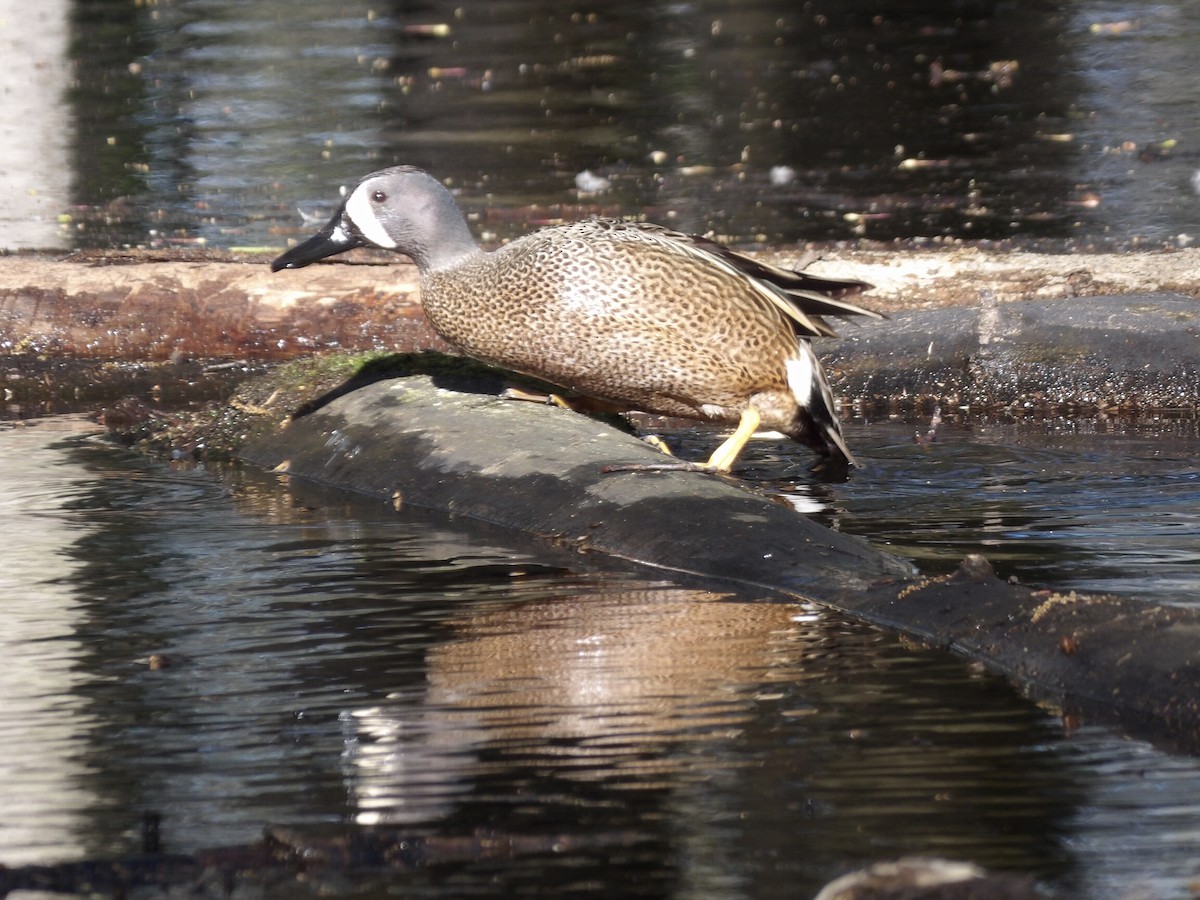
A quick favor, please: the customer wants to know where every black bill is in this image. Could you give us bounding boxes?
[271,206,364,271]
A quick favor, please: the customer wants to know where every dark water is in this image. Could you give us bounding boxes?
[5,2,1200,897]
[2,418,1200,898]
[9,0,1200,250]
[840,418,1200,602]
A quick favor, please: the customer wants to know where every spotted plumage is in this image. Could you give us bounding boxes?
[273,165,881,471]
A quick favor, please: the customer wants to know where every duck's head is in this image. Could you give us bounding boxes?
[271,166,479,273]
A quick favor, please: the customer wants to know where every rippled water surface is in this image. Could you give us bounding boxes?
[4,3,1200,896]
[8,0,1200,249]
[805,416,1200,605]
[1,417,1199,898]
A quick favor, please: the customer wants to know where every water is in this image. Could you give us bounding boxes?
[4,1,1200,896]
[667,414,1200,607]
[8,0,1200,250]
[826,416,1200,604]
[1,417,1199,898]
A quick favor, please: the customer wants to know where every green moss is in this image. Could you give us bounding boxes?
[109,350,576,462]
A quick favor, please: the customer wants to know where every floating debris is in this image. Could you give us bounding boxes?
[813,857,1042,900]
[928,59,1018,89]
[913,405,942,445]
[401,23,451,37]
[1089,20,1140,35]
[897,158,950,171]
[769,165,796,187]
[1139,138,1178,162]
[1067,192,1102,209]
[296,207,330,226]
[574,170,611,194]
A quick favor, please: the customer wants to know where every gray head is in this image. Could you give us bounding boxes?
[271,166,480,273]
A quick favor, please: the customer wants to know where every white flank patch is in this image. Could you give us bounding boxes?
[785,347,815,407]
[344,186,397,249]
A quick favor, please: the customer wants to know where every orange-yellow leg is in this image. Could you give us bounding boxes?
[642,434,674,456]
[500,386,629,414]
[704,407,761,473]
[500,385,574,408]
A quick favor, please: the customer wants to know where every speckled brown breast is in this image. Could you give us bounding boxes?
[419,221,801,425]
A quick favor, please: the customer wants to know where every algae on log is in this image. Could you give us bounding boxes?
[228,362,1200,752]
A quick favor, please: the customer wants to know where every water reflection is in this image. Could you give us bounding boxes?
[4,0,1192,251]
[346,589,809,825]
[334,586,1084,894]
[2,421,1200,896]
[1052,729,1200,899]
[0,419,105,865]
[0,0,71,249]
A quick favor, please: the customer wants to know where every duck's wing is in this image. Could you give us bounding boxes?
[583,219,880,338]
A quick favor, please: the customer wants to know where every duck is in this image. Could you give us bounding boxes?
[272,165,880,472]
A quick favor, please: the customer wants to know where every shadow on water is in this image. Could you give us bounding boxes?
[2,420,1200,897]
[10,0,1193,251]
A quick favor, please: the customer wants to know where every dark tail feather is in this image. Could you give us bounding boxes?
[690,237,883,338]
[786,340,857,466]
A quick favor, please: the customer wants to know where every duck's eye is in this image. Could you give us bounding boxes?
[371,190,387,203]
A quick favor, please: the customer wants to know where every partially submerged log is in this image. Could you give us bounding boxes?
[829,292,1200,412]
[840,556,1200,750]
[240,365,915,596]
[205,356,1200,753]
[4,247,1198,750]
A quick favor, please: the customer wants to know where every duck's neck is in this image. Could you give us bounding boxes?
[413,193,485,274]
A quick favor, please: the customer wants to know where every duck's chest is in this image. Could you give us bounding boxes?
[418,249,642,355]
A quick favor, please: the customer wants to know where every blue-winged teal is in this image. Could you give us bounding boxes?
[273,166,880,471]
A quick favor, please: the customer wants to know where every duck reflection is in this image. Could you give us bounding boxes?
[343,587,809,824]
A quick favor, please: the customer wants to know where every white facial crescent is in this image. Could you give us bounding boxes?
[344,185,398,249]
